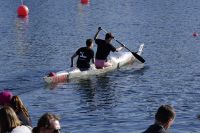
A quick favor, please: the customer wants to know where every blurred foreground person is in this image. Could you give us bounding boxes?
[0,90,32,126]
[32,113,61,133]
[0,106,32,133]
[142,105,176,133]
[10,96,32,126]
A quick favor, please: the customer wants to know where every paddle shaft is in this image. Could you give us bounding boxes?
[115,39,134,53]
[101,28,145,63]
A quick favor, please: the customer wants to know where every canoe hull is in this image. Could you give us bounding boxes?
[43,44,144,84]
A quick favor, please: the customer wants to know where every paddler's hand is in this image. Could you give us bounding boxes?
[98,27,102,31]
[121,44,125,47]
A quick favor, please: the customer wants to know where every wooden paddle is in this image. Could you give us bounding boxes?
[101,28,145,63]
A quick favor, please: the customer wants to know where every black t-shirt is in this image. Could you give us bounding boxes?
[95,39,116,60]
[76,47,94,69]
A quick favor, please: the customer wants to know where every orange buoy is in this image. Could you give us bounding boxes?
[81,0,89,4]
[17,5,29,17]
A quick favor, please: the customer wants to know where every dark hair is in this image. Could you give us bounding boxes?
[32,113,60,133]
[86,39,93,47]
[155,105,175,124]
[105,32,114,40]
[0,106,21,133]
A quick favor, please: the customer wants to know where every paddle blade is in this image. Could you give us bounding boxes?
[132,52,145,63]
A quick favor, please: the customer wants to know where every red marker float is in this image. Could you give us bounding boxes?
[193,32,198,37]
[17,4,29,17]
[81,0,89,4]
[48,72,56,77]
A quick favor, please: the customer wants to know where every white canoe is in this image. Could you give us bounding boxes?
[43,44,144,84]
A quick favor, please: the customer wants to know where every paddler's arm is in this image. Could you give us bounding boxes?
[92,58,95,64]
[115,44,125,52]
[94,27,102,40]
[71,53,77,67]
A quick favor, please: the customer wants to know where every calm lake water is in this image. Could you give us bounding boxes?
[0,0,200,132]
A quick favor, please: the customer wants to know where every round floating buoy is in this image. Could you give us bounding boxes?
[193,32,198,37]
[17,5,29,17]
[48,72,56,77]
[81,0,89,4]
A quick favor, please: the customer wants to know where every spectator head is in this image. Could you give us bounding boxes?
[155,105,176,129]
[33,113,61,133]
[0,90,13,106]
[0,106,21,133]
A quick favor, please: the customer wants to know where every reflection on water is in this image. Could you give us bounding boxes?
[75,75,116,112]
[15,17,30,56]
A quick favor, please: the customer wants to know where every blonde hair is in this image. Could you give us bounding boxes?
[0,106,21,132]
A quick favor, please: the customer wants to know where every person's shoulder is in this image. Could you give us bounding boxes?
[86,48,94,54]
[96,38,103,41]
[77,47,85,51]
[95,39,104,43]
[79,47,85,49]
[142,124,167,133]
[11,125,32,133]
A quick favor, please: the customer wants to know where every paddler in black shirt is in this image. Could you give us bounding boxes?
[71,39,94,71]
[94,27,125,69]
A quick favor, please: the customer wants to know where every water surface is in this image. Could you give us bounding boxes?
[0,0,200,132]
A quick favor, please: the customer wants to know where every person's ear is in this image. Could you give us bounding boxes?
[164,118,174,129]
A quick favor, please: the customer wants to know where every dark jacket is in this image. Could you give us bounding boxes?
[142,124,169,133]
